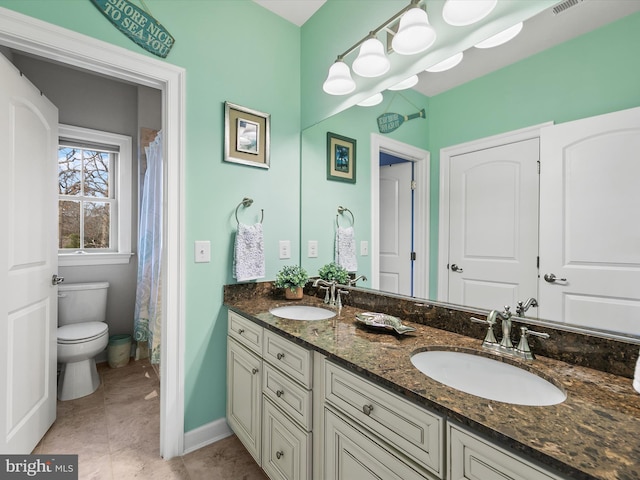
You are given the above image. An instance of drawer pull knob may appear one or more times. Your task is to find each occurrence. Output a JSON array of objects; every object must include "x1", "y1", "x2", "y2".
[
  {"x1": 238, "y1": 328, "x2": 245, "y2": 334},
  {"x1": 276, "y1": 352, "x2": 285, "y2": 360},
  {"x1": 276, "y1": 451, "x2": 284, "y2": 460},
  {"x1": 252, "y1": 368, "x2": 258, "y2": 375},
  {"x1": 276, "y1": 389, "x2": 284, "y2": 397},
  {"x1": 362, "y1": 404, "x2": 374, "y2": 416}
]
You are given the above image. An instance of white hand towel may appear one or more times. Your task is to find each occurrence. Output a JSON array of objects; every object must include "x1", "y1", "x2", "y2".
[
  {"x1": 335, "y1": 226, "x2": 358, "y2": 273},
  {"x1": 634, "y1": 349, "x2": 640, "y2": 394},
  {"x1": 233, "y1": 223, "x2": 265, "y2": 282}
]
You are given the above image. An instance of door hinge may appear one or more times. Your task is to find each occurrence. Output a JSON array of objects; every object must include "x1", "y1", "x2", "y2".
[
  {"x1": 411, "y1": 252, "x2": 416, "y2": 261},
  {"x1": 537, "y1": 160, "x2": 541, "y2": 174},
  {"x1": 410, "y1": 180, "x2": 417, "y2": 190},
  {"x1": 537, "y1": 256, "x2": 540, "y2": 268}
]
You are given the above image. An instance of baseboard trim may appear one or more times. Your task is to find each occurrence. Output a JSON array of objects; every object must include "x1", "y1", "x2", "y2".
[{"x1": 183, "y1": 418, "x2": 233, "y2": 455}]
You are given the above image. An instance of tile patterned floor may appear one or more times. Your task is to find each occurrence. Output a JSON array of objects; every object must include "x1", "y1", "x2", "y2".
[{"x1": 33, "y1": 359, "x2": 267, "y2": 480}]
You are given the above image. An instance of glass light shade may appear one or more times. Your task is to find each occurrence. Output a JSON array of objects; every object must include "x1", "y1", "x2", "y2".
[
  {"x1": 357, "y1": 93, "x2": 384, "y2": 107},
  {"x1": 391, "y1": 7, "x2": 436, "y2": 55},
  {"x1": 322, "y1": 60, "x2": 356, "y2": 95},
  {"x1": 352, "y1": 37, "x2": 390, "y2": 78},
  {"x1": 388, "y1": 75, "x2": 419, "y2": 91},
  {"x1": 474, "y1": 22, "x2": 523, "y2": 49},
  {"x1": 425, "y1": 52, "x2": 464, "y2": 72},
  {"x1": 442, "y1": 0, "x2": 497, "y2": 26}
]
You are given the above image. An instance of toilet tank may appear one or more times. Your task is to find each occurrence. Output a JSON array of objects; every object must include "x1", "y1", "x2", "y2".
[{"x1": 58, "y1": 282, "x2": 109, "y2": 326}]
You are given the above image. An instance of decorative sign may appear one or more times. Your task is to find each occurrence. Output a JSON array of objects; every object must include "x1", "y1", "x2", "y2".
[
  {"x1": 89, "y1": 0, "x2": 174, "y2": 58},
  {"x1": 377, "y1": 109, "x2": 425, "y2": 134}
]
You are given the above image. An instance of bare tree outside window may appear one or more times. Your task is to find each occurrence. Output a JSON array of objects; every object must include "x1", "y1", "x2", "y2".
[{"x1": 58, "y1": 146, "x2": 113, "y2": 250}]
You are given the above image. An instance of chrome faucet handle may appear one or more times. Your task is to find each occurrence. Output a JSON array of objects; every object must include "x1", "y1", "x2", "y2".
[
  {"x1": 470, "y1": 317, "x2": 498, "y2": 347},
  {"x1": 336, "y1": 289, "x2": 349, "y2": 311},
  {"x1": 515, "y1": 326, "x2": 549, "y2": 360}
]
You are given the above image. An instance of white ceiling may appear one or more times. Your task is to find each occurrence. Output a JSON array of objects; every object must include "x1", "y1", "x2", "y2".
[{"x1": 252, "y1": 0, "x2": 640, "y2": 97}]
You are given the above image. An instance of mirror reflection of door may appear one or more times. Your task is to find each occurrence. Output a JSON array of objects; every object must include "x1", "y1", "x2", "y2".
[
  {"x1": 379, "y1": 153, "x2": 414, "y2": 296},
  {"x1": 447, "y1": 139, "x2": 540, "y2": 311}
]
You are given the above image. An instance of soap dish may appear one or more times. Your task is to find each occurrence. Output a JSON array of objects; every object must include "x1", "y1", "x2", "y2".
[{"x1": 355, "y1": 312, "x2": 416, "y2": 335}]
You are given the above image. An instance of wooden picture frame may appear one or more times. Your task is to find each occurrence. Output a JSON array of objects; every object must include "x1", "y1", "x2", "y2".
[
  {"x1": 327, "y1": 132, "x2": 356, "y2": 183},
  {"x1": 224, "y1": 101, "x2": 270, "y2": 169}
]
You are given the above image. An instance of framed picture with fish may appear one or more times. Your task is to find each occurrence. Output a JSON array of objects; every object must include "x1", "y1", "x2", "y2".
[
  {"x1": 327, "y1": 132, "x2": 356, "y2": 183},
  {"x1": 224, "y1": 101, "x2": 270, "y2": 169}
]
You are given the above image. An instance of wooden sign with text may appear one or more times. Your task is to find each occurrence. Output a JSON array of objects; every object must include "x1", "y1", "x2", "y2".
[
  {"x1": 377, "y1": 109, "x2": 425, "y2": 134},
  {"x1": 89, "y1": 0, "x2": 174, "y2": 58}
]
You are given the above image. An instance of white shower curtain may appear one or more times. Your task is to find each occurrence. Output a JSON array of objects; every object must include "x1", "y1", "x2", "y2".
[{"x1": 134, "y1": 131, "x2": 163, "y2": 364}]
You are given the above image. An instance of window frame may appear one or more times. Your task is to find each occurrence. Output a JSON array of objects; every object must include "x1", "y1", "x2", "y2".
[{"x1": 58, "y1": 124, "x2": 132, "y2": 266}]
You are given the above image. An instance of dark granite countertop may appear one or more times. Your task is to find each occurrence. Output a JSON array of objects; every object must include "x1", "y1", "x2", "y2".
[{"x1": 224, "y1": 285, "x2": 640, "y2": 480}]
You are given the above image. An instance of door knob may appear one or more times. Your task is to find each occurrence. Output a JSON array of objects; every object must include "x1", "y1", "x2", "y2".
[
  {"x1": 51, "y1": 274, "x2": 64, "y2": 286},
  {"x1": 543, "y1": 273, "x2": 566, "y2": 283},
  {"x1": 450, "y1": 264, "x2": 463, "y2": 273}
]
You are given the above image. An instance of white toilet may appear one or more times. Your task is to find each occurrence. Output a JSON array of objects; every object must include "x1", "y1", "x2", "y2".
[{"x1": 57, "y1": 282, "x2": 110, "y2": 401}]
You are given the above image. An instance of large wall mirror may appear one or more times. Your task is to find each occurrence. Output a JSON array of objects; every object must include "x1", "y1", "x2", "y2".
[{"x1": 300, "y1": 1, "x2": 640, "y2": 342}]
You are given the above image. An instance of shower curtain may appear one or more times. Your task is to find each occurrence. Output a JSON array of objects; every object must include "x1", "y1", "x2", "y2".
[{"x1": 134, "y1": 131, "x2": 163, "y2": 364}]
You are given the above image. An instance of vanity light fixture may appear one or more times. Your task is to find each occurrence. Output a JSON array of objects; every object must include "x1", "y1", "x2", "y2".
[
  {"x1": 352, "y1": 34, "x2": 391, "y2": 78},
  {"x1": 474, "y1": 22, "x2": 524, "y2": 48},
  {"x1": 442, "y1": 0, "x2": 497, "y2": 26},
  {"x1": 322, "y1": 0, "x2": 434, "y2": 95},
  {"x1": 425, "y1": 52, "x2": 464, "y2": 72},
  {"x1": 322, "y1": 58, "x2": 356, "y2": 95},
  {"x1": 388, "y1": 74, "x2": 419, "y2": 91},
  {"x1": 357, "y1": 92, "x2": 384, "y2": 107}
]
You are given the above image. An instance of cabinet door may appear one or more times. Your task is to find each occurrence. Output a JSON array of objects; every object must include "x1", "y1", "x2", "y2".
[
  {"x1": 324, "y1": 408, "x2": 435, "y2": 480},
  {"x1": 227, "y1": 337, "x2": 262, "y2": 465}
]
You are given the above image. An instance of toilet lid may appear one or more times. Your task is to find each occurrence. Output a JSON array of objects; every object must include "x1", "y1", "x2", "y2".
[{"x1": 58, "y1": 322, "x2": 108, "y2": 343}]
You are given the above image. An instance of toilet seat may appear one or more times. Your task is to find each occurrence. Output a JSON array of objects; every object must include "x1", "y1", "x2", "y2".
[{"x1": 58, "y1": 321, "x2": 108, "y2": 344}]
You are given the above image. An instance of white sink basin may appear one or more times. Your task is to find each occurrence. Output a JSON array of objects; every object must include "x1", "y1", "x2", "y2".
[
  {"x1": 269, "y1": 305, "x2": 336, "y2": 321},
  {"x1": 410, "y1": 350, "x2": 566, "y2": 406}
]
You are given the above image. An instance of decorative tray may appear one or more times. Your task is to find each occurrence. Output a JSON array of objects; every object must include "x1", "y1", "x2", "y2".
[{"x1": 355, "y1": 312, "x2": 416, "y2": 335}]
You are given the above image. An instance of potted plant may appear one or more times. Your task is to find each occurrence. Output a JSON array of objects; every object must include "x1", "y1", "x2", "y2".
[
  {"x1": 275, "y1": 265, "x2": 309, "y2": 300},
  {"x1": 318, "y1": 262, "x2": 350, "y2": 284}
]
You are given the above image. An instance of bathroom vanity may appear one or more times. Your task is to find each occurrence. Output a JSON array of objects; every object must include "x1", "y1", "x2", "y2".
[{"x1": 224, "y1": 283, "x2": 640, "y2": 480}]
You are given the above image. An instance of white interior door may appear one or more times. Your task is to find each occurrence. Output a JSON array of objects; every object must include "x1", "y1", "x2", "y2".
[
  {"x1": 539, "y1": 107, "x2": 640, "y2": 335},
  {"x1": 379, "y1": 161, "x2": 413, "y2": 296},
  {"x1": 0, "y1": 53, "x2": 58, "y2": 453},
  {"x1": 448, "y1": 138, "x2": 539, "y2": 311}
]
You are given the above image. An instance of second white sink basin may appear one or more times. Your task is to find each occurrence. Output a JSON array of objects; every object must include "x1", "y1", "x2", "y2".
[
  {"x1": 269, "y1": 305, "x2": 336, "y2": 321},
  {"x1": 410, "y1": 350, "x2": 566, "y2": 406}
]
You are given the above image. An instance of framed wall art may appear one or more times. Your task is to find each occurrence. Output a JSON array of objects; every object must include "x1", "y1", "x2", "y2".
[
  {"x1": 327, "y1": 132, "x2": 356, "y2": 183},
  {"x1": 224, "y1": 101, "x2": 270, "y2": 169}
]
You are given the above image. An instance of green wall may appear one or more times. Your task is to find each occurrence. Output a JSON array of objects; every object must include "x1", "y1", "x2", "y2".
[
  {"x1": 427, "y1": 11, "x2": 640, "y2": 297},
  {"x1": 0, "y1": 0, "x2": 301, "y2": 431}
]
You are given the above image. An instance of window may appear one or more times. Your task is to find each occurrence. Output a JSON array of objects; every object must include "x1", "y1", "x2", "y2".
[{"x1": 58, "y1": 125, "x2": 132, "y2": 266}]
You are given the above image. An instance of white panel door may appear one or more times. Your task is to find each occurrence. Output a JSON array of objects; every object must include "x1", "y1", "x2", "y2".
[
  {"x1": 0, "y1": 53, "x2": 58, "y2": 453},
  {"x1": 379, "y1": 162, "x2": 412, "y2": 296},
  {"x1": 539, "y1": 106, "x2": 640, "y2": 335},
  {"x1": 448, "y1": 139, "x2": 539, "y2": 311}
]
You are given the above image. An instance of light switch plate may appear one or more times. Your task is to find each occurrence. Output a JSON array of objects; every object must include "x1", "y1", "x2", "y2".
[
  {"x1": 360, "y1": 240, "x2": 369, "y2": 256},
  {"x1": 279, "y1": 240, "x2": 291, "y2": 259},
  {"x1": 194, "y1": 240, "x2": 211, "y2": 263},
  {"x1": 308, "y1": 240, "x2": 318, "y2": 258}
]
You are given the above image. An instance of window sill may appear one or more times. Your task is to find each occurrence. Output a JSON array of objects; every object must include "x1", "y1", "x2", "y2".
[{"x1": 58, "y1": 252, "x2": 134, "y2": 267}]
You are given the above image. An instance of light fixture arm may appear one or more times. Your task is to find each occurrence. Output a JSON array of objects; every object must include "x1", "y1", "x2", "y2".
[{"x1": 333, "y1": 0, "x2": 423, "y2": 62}]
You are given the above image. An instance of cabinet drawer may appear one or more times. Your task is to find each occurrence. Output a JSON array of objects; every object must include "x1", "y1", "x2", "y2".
[
  {"x1": 324, "y1": 360, "x2": 444, "y2": 478},
  {"x1": 228, "y1": 310, "x2": 263, "y2": 354},
  {"x1": 263, "y1": 397, "x2": 311, "y2": 480},
  {"x1": 263, "y1": 330, "x2": 312, "y2": 388},
  {"x1": 324, "y1": 407, "x2": 436, "y2": 480},
  {"x1": 263, "y1": 363, "x2": 312, "y2": 431},
  {"x1": 448, "y1": 423, "x2": 563, "y2": 480}
]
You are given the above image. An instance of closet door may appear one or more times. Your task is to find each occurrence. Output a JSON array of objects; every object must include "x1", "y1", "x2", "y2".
[{"x1": 539, "y1": 106, "x2": 640, "y2": 335}]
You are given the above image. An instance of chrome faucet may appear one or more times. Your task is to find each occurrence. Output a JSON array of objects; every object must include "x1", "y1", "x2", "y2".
[
  {"x1": 348, "y1": 275, "x2": 367, "y2": 286},
  {"x1": 313, "y1": 278, "x2": 337, "y2": 307},
  {"x1": 516, "y1": 297, "x2": 538, "y2": 316}
]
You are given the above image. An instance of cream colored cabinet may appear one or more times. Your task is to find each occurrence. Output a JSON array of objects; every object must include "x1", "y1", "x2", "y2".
[
  {"x1": 227, "y1": 337, "x2": 262, "y2": 464},
  {"x1": 448, "y1": 423, "x2": 564, "y2": 480}
]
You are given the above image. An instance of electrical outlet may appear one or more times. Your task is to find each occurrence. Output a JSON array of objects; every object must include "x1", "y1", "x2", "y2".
[
  {"x1": 308, "y1": 240, "x2": 318, "y2": 258},
  {"x1": 279, "y1": 240, "x2": 291, "y2": 259},
  {"x1": 194, "y1": 240, "x2": 211, "y2": 263},
  {"x1": 360, "y1": 240, "x2": 369, "y2": 256}
]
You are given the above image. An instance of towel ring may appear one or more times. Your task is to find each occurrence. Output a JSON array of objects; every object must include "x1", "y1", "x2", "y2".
[
  {"x1": 336, "y1": 206, "x2": 354, "y2": 228},
  {"x1": 235, "y1": 197, "x2": 264, "y2": 225}
]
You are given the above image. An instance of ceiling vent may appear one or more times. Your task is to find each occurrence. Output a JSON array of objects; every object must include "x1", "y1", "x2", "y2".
[{"x1": 552, "y1": 0, "x2": 584, "y2": 15}]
